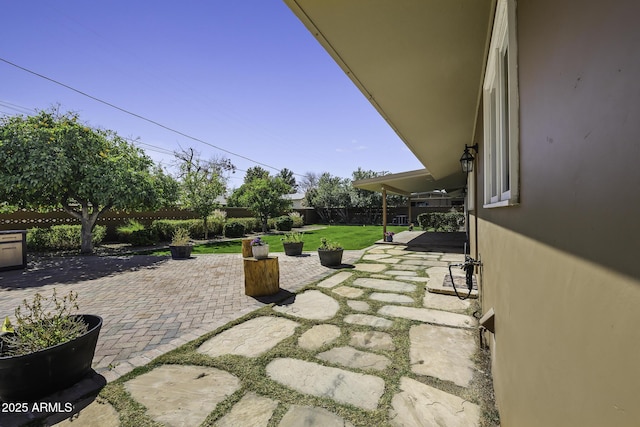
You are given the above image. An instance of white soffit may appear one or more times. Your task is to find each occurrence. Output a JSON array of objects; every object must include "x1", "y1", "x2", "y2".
[
  {"x1": 352, "y1": 168, "x2": 466, "y2": 195},
  {"x1": 284, "y1": 0, "x2": 494, "y2": 180}
]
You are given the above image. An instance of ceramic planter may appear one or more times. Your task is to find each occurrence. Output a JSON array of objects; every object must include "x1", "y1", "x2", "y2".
[
  {"x1": 252, "y1": 244, "x2": 270, "y2": 259},
  {"x1": 170, "y1": 245, "x2": 192, "y2": 259},
  {"x1": 318, "y1": 249, "x2": 344, "y2": 267},
  {"x1": 0, "y1": 314, "x2": 102, "y2": 402},
  {"x1": 283, "y1": 242, "x2": 304, "y2": 256}
]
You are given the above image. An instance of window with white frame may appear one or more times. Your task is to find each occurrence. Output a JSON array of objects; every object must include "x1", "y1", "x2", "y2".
[{"x1": 483, "y1": 0, "x2": 519, "y2": 207}]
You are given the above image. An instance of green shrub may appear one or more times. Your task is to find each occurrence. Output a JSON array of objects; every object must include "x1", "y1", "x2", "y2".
[
  {"x1": 26, "y1": 225, "x2": 106, "y2": 251},
  {"x1": 224, "y1": 220, "x2": 246, "y2": 238},
  {"x1": 289, "y1": 212, "x2": 304, "y2": 228},
  {"x1": 151, "y1": 219, "x2": 215, "y2": 241},
  {"x1": 116, "y1": 220, "x2": 156, "y2": 245},
  {"x1": 416, "y1": 212, "x2": 465, "y2": 232},
  {"x1": 231, "y1": 217, "x2": 261, "y2": 233},
  {"x1": 208, "y1": 210, "x2": 227, "y2": 236},
  {"x1": 275, "y1": 215, "x2": 294, "y2": 231}
]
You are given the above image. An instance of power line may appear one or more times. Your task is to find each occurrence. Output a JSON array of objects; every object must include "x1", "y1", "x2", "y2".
[{"x1": 0, "y1": 57, "x2": 302, "y2": 175}]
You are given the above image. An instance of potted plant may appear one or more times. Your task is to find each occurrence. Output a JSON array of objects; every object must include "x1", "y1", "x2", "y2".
[
  {"x1": 281, "y1": 231, "x2": 304, "y2": 256},
  {"x1": 0, "y1": 289, "x2": 102, "y2": 401},
  {"x1": 384, "y1": 231, "x2": 395, "y2": 242},
  {"x1": 169, "y1": 227, "x2": 192, "y2": 259},
  {"x1": 251, "y1": 237, "x2": 269, "y2": 259},
  {"x1": 317, "y1": 237, "x2": 343, "y2": 267}
]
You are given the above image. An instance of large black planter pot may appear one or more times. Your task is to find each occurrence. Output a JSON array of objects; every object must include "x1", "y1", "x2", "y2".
[
  {"x1": 0, "y1": 314, "x2": 102, "y2": 402},
  {"x1": 170, "y1": 245, "x2": 192, "y2": 259},
  {"x1": 283, "y1": 242, "x2": 304, "y2": 256},
  {"x1": 318, "y1": 249, "x2": 344, "y2": 267}
]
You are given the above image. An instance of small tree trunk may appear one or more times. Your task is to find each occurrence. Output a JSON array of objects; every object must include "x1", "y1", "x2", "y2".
[
  {"x1": 80, "y1": 217, "x2": 94, "y2": 254},
  {"x1": 261, "y1": 216, "x2": 268, "y2": 233},
  {"x1": 203, "y1": 216, "x2": 209, "y2": 240}
]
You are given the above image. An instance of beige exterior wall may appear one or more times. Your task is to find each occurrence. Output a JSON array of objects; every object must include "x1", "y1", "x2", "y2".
[
  {"x1": 473, "y1": 0, "x2": 640, "y2": 425},
  {"x1": 475, "y1": 217, "x2": 640, "y2": 426}
]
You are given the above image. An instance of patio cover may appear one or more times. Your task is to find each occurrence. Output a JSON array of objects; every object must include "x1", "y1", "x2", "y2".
[{"x1": 352, "y1": 168, "x2": 466, "y2": 196}]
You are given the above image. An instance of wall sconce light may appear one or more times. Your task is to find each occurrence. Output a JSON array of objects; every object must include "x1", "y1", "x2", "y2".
[{"x1": 460, "y1": 144, "x2": 478, "y2": 173}]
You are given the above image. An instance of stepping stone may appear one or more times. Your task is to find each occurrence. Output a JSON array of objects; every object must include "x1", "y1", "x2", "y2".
[
  {"x1": 344, "y1": 314, "x2": 393, "y2": 329},
  {"x1": 352, "y1": 278, "x2": 416, "y2": 293},
  {"x1": 316, "y1": 346, "x2": 391, "y2": 371},
  {"x1": 266, "y1": 358, "x2": 385, "y2": 410},
  {"x1": 390, "y1": 377, "x2": 480, "y2": 426},
  {"x1": 371, "y1": 274, "x2": 391, "y2": 279},
  {"x1": 402, "y1": 253, "x2": 441, "y2": 260},
  {"x1": 399, "y1": 276, "x2": 429, "y2": 283},
  {"x1": 425, "y1": 267, "x2": 478, "y2": 298},
  {"x1": 386, "y1": 270, "x2": 419, "y2": 276},
  {"x1": 216, "y1": 392, "x2": 278, "y2": 427},
  {"x1": 278, "y1": 405, "x2": 355, "y2": 427},
  {"x1": 378, "y1": 306, "x2": 476, "y2": 329},
  {"x1": 441, "y1": 254, "x2": 465, "y2": 262},
  {"x1": 369, "y1": 292, "x2": 414, "y2": 304},
  {"x1": 410, "y1": 325, "x2": 476, "y2": 387},
  {"x1": 332, "y1": 286, "x2": 364, "y2": 298},
  {"x1": 389, "y1": 264, "x2": 422, "y2": 271},
  {"x1": 198, "y1": 316, "x2": 299, "y2": 358},
  {"x1": 273, "y1": 290, "x2": 340, "y2": 320},
  {"x1": 56, "y1": 399, "x2": 119, "y2": 427},
  {"x1": 347, "y1": 300, "x2": 370, "y2": 312},
  {"x1": 385, "y1": 249, "x2": 409, "y2": 256},
  {"x1": 402, "y1": 259, "x2": 450, "y2": 267},
  {"x1": 298, "y1": 324, "x2": 341, "y2": 350},
  {"x1": 371, "y1": 257, "x2": 401, "y2": 264},
  {"x1": 354, "y1": 263, "x2": 388, "y2": 273},
  {"x1": 350, "y1": 331, "x2": 396, "y2": 351},
  {"x1": 423, "y1": 291, "x2": 471, "y2": 312},
  {"x1": 317, "y1": 272, "x2": 353, "y2": 288},
  {"x1": 125, "y1": 365, "x2": 240, "y2": 427},
  {"x1": 363, "y1": 253, "x2": 392, "y2": 260}
]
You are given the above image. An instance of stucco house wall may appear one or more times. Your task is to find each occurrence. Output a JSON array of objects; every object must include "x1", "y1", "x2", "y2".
[{"x1": 472, "y1": 1, "x2": 640, "y2": 425}]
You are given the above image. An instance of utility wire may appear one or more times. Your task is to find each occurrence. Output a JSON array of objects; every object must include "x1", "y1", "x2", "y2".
[{"x1": 0, "y1": 57, "x2": 296, "y2": 174}]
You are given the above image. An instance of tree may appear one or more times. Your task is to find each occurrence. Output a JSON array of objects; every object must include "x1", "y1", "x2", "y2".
[
  {"x1": 304, "y1": 172, "x2": 352, "y2": 223},
  {"x1": 299, "y1": 171, "x2": 319, "y2": 194},
  {"x1": 236, "y1": 176, "x2": 292, "y2": 232},
  {"x1": 244, "y1": 166, "x2": 270, "y2": 184},
  {"x1": 0, "y1": 109, "x2": 178, "y2": 253},
  {"x1": 276, "y1": 168, "x2": 297, "y2": 193},
  {"x1": 351, "y1": 168, "x2": 383, "y2": 223},
  {"x1": 174, "y1": 148, "x2": 234, "y2": 239}
]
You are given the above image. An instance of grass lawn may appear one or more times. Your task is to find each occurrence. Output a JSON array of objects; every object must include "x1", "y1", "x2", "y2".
[{"x1": 151, "y1": 225, "x2": 409, "y2": 255}]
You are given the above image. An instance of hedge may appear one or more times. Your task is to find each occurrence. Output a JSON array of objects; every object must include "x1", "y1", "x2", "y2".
[
  {"x1": 416, "y1": 212, "x2": 465, "y2": 232},
  {"x1": 27, "y1": 225, "x2": 107, "y2": 251}
]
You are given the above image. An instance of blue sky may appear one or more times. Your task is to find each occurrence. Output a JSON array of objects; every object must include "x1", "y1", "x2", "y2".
[{"x1": 1, "y1": 1, "x2": 423, "y2": 189}]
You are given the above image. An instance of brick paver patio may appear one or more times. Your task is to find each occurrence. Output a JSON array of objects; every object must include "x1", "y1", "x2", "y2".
[{"x1": 0, "y1": 250, "x2": 363, "y2": 382}]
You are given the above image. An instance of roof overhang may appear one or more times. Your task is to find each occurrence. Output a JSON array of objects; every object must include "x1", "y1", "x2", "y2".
[
  {"x1": 284, "y1": 0, "x2": 494, "y2": 189},
  {"x1": 352, "y1": 168, "x2": 466, "y2": 196}
]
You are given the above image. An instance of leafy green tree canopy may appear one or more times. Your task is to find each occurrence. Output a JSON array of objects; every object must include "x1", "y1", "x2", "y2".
[
  {"x1": 175, "y1": 147, "x2": 234, "y2": 239},
  {"x1": 0, "y1": 108, "x2": 178, "y2": 253},
  {"x1": 238, "y1": 176, "x2": 292, "y2": 232}
]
